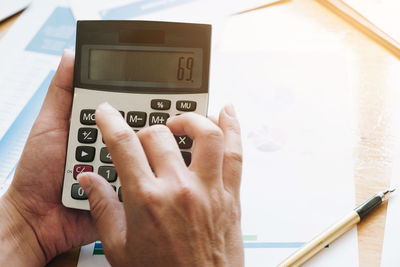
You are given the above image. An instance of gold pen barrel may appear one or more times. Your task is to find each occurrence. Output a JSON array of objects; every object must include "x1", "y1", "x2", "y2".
[{"x1": 277, "y1": 211, "x2": 360, "y2": 267}]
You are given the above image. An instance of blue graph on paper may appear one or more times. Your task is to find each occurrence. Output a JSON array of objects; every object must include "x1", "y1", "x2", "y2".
[
  {"x1": 100, "y1": 0, "x2": 197, "y2": 20},
  {"x1": 0, "y1": 71, "x2": 55, "y2": 194},
  {"x1": 25, "y1": 7, "x2": 75, "y2": 56}
]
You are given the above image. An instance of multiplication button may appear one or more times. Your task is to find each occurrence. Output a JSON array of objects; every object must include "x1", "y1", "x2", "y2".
[
  {"x1": 78, "y1": 128, "x2": 98, "y2": 143},
  {"x1": 175, "y1": 135, "x2": 193, "y2": 149},
  {"x1": 76, "y1": 146, "x2": 95, "y2": 162},
  {"x1": 149, "y1": 112, "x2": 169, "y2": 125},
  {"x1": 181, "y1": 151, "x2": 191, "y2": 166}
]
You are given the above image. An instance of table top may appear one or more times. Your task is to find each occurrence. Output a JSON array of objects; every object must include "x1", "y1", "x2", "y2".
[{"x1": 1, "y1": 1, "x2": 399, "y2": 266}]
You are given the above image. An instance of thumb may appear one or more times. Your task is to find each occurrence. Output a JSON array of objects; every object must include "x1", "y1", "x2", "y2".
[{"x1": 78, "y1": 172, "x2": 125, "y2": 249}]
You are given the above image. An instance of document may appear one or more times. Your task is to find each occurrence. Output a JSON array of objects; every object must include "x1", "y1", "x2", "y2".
[{"x1": 0, "y1": 0, "x2": 75, "y2": 195}]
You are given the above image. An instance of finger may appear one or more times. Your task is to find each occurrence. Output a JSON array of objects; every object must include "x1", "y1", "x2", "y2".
[
  {"x1": 136, "y1": 125, "x2": 186, "y2": 178},
  {"x1": 95, "y1": 102, "x2": 154, "y2": 196},
  {"x1": 38, "y1": 50, "x2": 75, "y2": 124},
  {"x1": 78, "y1": 172, "x2": 125, "y2": 251},
  {"x1": 218, "y1": 105, "x2": 242, "y2": 196},
  {"x1": 166, "y1": 113, "x2": 224, "y2": 178},
  {"x1": 208, "y1": 115, "x2": 219, "y2": 126}
]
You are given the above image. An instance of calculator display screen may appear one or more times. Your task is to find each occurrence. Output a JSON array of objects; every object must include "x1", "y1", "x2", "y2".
[{"x1": 83, "y1": 46, "x2": 203, "y2": 89}]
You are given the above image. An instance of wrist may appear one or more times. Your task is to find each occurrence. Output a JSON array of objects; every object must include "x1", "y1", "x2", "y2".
[{"x1": 0, "y1": 193, "x2": 46, "y2": 267}]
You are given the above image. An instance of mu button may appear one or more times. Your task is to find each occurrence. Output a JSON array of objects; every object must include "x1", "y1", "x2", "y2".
[{"x1": 76, "y1": 146, "x2": 95, "y2": 162}]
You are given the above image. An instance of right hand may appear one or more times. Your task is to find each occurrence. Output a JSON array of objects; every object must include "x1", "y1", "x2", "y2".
[{"x1": 78, "y1": 102, "x2": 244, "y2": 267}]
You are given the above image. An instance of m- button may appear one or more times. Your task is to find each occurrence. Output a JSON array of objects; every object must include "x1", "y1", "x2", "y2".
[
  {"x1": 127, "y1": 111, "x2": 147, "y2": 127},
  {"x1": 176, "y1": 101, "x2": 196, "y2": 112},
  {"x1": 80, "y1": 109, "x2": 96, "y2": 125}
]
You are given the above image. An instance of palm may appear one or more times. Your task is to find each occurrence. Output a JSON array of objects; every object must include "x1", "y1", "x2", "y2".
[{"x1": 6, "y1": 53, "x2": 97, "y2": 262}]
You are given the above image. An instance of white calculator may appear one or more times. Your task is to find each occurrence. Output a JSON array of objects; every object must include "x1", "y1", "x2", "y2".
[{"x1": 62, "y1": 21, "x2": 211, "y2": 210}]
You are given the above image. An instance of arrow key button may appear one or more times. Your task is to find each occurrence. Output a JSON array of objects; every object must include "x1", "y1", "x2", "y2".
[{"x1": 76, "y1": 146, "x2": 96, "y2": 162}]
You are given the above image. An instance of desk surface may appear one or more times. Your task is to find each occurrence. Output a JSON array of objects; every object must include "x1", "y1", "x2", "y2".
[{"x1": 1, "y1": 1, "x2": 398, "y2": 266}]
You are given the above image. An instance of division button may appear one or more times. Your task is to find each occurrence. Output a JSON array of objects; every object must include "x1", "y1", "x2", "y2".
[
  {"x1": 100, "y1": 147, "x2": 113, "y2": 163},
  {"x1": 80, "y1": 109, "x2": 96, "y2": 125},
  {"x1": 176, "y1": 101, "x2": 196, "y2": 112},
  {"x1": 71, "y1": 183, "x2": 88, "y2": 200},
  {"x1": 78, "y1": 127, "x2": 98, "y2": 144},
  {"x1": 175, "y1": 135, "x2": 193, "y2": 149},
  {"x1": 73, "y1": 165, "x2": 93, "y2": 179},
  {"x1": 181, "y1": 151, "x2": 192, "y2": 166},
  {"x1": 127, "y1": 111, "x2": 147, "y2": 127},
  {"x1": 98, "y1": 166, "x2": 117, "y2": 182},
  {"x1": 151, "y1": 99, "x2": 171, "y2": 110},
  {"x1": 75, "y1": 146, "x2": 95, "y2": 162},
  {"x1": 149, "y1": 112, "x2": 170, "y2": 126}
]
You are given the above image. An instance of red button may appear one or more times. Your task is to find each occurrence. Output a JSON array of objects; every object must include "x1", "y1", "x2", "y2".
[{"x1": 73, "y1": 165, "x2": 93, "y2": 179}]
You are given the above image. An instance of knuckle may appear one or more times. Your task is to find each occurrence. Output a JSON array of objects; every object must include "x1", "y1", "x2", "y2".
[
  {"x1": 109, "y1": 127, "x2": 134, "y2": 145},
  {"x1": 225, "y1": 149, "x2": 243, "y2": 165},
  {"x1": 201, "y1": 127, "x2": 224, "y2": 141},
  {"x1": 140, "y1": 124, "x2": 171, "y2": 140}
]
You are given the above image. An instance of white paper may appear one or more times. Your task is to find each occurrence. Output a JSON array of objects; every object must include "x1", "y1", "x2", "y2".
[
  {"x1": 78, "y1": 51, "x2": 358, "y2": 266},
  {"x1": 0, "y1": 0, "x2": 75, "y2": 195}
]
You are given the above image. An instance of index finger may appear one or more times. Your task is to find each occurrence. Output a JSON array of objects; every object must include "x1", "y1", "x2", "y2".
[{"x1": 95, "y1": 102, "x2": 154, "y2": 198}]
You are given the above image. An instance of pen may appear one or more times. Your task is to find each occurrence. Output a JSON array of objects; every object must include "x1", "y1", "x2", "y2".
[{"x1": 278, "y1": 189, "x2": 396, "y2": 267}]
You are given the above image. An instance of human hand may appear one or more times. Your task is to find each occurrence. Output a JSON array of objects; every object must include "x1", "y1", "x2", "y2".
[
  {"x1": 78, "y1": 103, "x2": 244, "y2": 266},
  {"x1": 0, "y1": 52, "x2": 97, "y2": 266}
]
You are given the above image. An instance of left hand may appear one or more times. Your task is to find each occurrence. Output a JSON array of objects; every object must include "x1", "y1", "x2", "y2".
[{"x1": 0, "y1": 51, "x2": 97, "y2": 266}]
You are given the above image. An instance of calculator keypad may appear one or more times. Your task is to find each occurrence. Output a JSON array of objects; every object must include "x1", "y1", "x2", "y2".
[{"x1": 64, "y1": 93, "x2": 206, "y2": 210}]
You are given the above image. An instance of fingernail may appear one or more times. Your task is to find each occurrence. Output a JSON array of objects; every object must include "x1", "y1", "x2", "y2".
[
  {"x1": 224, "y1": 104, "x2": 237, "y2": 118},
  {"x1": 166, "y1": 115, "x2": 176, "y2": 124},
  {"x1": 97, "y1": 102, "x2": 114, "y2": 112}
]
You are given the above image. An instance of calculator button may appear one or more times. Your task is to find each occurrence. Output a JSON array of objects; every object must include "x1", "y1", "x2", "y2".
[
  {"x1": 78, "y1": 128, "x2": 98, "y2": 144},
  {"x1": 80, "y1": 109, "x2": 96, "y2": 125},
  {"x1": 73, "y1": 165, "x2": 93, "y2": 179},
  {"x1": 76, "y1": 146, "x2": 96, "y2": 162},
  {"x1": 181, "y1": 151, "x2": 192, "y2": 166},
  {"x1": 175, "y1": 135, "x2": 193, "y2": 149},
  {"x1": 118, "y1": 187, "x2": 122, "y2": 202},
  {"x1": 127, "y1": 112, "x2": 147, "y2": 127},
  {"x1": 100, "y1": 147, "x2": 113, "y2": 163},
  {"x1": 176, "y1": 101, "x2": 196, "y2": 112},
  {"x1": 71, "y1": 183, "x2": 88, "y2": 200},
  {"x1": 98, "y1": 166, "x2": 117, "y2": 182},
  {"x1": 151, "y1": 99, "x2": 171, "y2": 110},
  {"x1": 119, "y1": 111, "x2": 125, "y2": 118},
  {"x1": 149, "y1": 112, "x2": 170, "y2": 126}
]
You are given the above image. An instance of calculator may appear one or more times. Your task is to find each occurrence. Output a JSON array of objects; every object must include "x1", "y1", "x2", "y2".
[{"x1": 62, "y1": 21, "x2": 211, "y2": 210}]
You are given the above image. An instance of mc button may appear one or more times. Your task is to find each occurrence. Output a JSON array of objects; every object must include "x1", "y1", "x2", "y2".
[{"x1": 80, "y1": 109, "x2": 96, "y2": 125}]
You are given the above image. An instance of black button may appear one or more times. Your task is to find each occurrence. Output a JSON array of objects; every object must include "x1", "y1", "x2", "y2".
[
  {"x1": 119, "y1": 111, "x2": 125, "y2": 118},
  {"x1": 175, "y1": 135, "x2": 193, "y2": 149},
  {"x1": 118, "y1": 187, "x2": 122, "y2": 202},
  {"x1": 149, "y1": 112, "x2": 170, "y2": 126},
  {"x1": 151, "y1": 99, "x2": 171, "y2": 110},
  {"x1": 181, "y1": 151, "x2": 192, "y2": 166},
  {"x1": 98, "y1": 166, "x2": 117, "y2": 182},
  {"x1": 176, "y1": 101, "x2": 196, "y2": 112},
  {"x1": 71, "y1": 183, "x2": 88, "y2": 200},
  {"x1": 78, "y1": 128, "x2": 98, "y2": 144},
  {"x1": 80, "y1": 109, "x2": 96, "y2": 125},
  {"x1": 127, "y1": 111, "x2": 147, "y2": 127},
  {"x1": 76, "y1": 146, "x2": 95, "y2": 162},
  {"x1": 100, "y1": 147, "x2": 112, "y2": 163}
]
